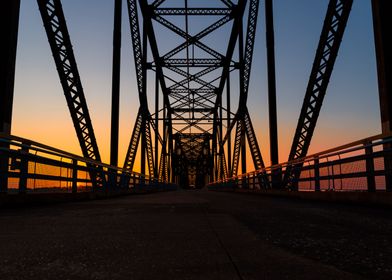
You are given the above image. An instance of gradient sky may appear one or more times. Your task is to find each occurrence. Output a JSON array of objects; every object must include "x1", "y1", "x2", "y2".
[{"x1": 13, "y1": 0, "x2": 380, "y2": 170}]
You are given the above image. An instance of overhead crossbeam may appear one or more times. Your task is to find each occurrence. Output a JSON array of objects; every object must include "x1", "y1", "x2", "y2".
[
  {"x1": 154, "y1": 8, "x2": 232, "y2": 16},
  {"x1": 284, "y1": 0, "x2": 353, "y2": 189},
  {"x1": 155, "y1": 15, "x2": 227, "y2": 60},
  {"x1": 161, "y1": 59, "x2": 225, "y2": 68},
  {"x1": 124, "y1": 0, "x2": 265, "y2": 186}
]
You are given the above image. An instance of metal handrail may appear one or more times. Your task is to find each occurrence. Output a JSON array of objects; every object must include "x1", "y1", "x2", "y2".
[
  {"x1": 209, "y1": 133, "x2": 392, "y2": 191},
  {"x1": 0, "y1": 133, "x2": 146, "y2": 179},
  {"x1": 0, "y1": 134, "x2": 174, "y2": 193}
]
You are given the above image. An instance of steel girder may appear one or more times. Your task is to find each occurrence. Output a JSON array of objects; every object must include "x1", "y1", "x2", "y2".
[
  {"x1": 37, "y1": 0, "x2": 105, "y2": 188},
  {"x1": 284, "y1": 0, "x2": 353, "y2": 190},
  {"x1": 123, "y1": 109, "x2": 143, "y2": 172},
  {"x1": 154, "y1": 8, "x2": 232, "y2": 16},
  {"x1": 223, "y1": 0, "x2": 266, "y2": 186},
  {"x1": 123, "y1": 0, "x2": 156, "y2": 177},
  {"x1": 123, "y1": 0, "x2": 265, "y2": 186},
  {"x1": 137, "y1": 0, "x2": 175, "y2": 181},
  {"x1": 211, "y1": 0, "x2": 247, "y2": 181}
]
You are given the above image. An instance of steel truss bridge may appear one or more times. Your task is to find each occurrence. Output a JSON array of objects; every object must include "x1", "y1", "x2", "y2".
[{"x1": 1, "y1": 0, "x2": 391, "y2": 193}]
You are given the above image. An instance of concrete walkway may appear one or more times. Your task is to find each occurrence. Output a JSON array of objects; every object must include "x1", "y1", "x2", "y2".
[{"x1": 1, "y1": 190, "x2": 391, "y2": 279}]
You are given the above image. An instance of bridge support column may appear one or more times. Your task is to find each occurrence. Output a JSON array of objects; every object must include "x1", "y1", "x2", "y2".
[
  {"x1": 265, "y1": 0, "x2": 280, "y2": 189},
  {"x1": 0, "y1": 0, "x2": 20, "y2": 193},
  {"x1": 110, "y1": 0, "x2": 122, "y2": 168},
  {"x1": 372, "y1": 0, "x2": 392, "y2": 191}
]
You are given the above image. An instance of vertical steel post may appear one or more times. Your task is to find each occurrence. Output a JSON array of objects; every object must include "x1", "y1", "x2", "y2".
[
  {"x1": 241, "y1": 122, "x2": 247, "y2": 175},
  {"x1": 219, "y1": 91, "x2": 223, "y2": 179},
  {"x1": 110, "y1": 0, "x2": 122, "y2": 168},
  {"x1": 227, "y1": 74, "x2": 232, "y2": 173},
  {"x1": 365, "y1": 142, "x2": 376, "y2": 192},
  {"x1": 372, "y1": 0, "x2": 392, "y2": 191},
  {"x1": 314, "y1": 157, "x2": 320, "y2": 191},
  {"x1": 0, "y1": 0, "x2": 20, "y2": 135},
  {"x1": 265, "y1": 0, "x2": 280, "y2": 189},
  {"x1": 0, "y1": 0, "x2": 20, "y2": 193},
  {"x1": 162, "y1": 102, "x2": 167, "y2": 181},
  {"x1": 155, "y1": 73, "x2": 159, "y2": 177},
  {"x1": 265, "y1": 0, "x2": 279, "y2": 166},
  {"x1": 140, "y1": 22, "x2": 148, "y2": 177},
  {"x1": 141, "y1": 120, "x2": 146, "y2": 176},
  {"x1": 238, "y1": 21, "x2": 247, "y2": 175},
  {"x1": 72, "y1": 159, "x2": 78, "y2": 194},
  {"x1": 19, "y1": 144, "x2": 30, "y2": 193},
  {"x1": 0, "y1": 149, "x2": 8, "y2": 193},
  {"x1": 168, "y1": 127, "x2": 173, "y2": 182}
]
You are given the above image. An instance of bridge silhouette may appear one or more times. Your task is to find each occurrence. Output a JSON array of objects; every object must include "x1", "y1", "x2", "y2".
[
  {"x1": 1, "y1": 0, "x2": 392, "y2": 279},
  {"x1": 2, "y1": 0, "x2": 391, "y2": 192}
]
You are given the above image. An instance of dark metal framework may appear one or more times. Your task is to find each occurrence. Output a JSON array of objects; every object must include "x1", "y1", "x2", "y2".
[
  {"x1": 0, "y1": 0, "x2": 21, "y2": 192},
  {"x1": 209, "y1": 134, "x2": 392, "y2": 193},
  {"x1": 110, "y1": 0, "x2": 122, "y2": 167},
  {"x1": 265, "y1": 0, "x2": 280, "y2": 188},
  {"x1": 3, "y1": 0, "x2": 385, "y2": 191},
  {"x1": 122, "y1": 0, "x2": 266, "y2": 187},
  {"x1": 372, "y1": 0, "x2": 392, "y2": 191},
  {"x1": 37, "y1": 0, "x2": 105, "y2": 187},
  {"x1": 283, "y1": 0, "x2": 353, "y2": 190}
]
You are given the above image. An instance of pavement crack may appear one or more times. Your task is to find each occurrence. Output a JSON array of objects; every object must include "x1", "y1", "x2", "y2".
[{"x1": 201, "y1": 206, "x2": 244, "y2": 280}]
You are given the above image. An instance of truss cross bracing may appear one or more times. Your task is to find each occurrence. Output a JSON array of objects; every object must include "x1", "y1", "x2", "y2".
[
  {"x1": 121, "y1": 0, "x2": 266, "y2": 188},
  {"x1": 31, "y1": 0, "x2": 360, "y2": 190}
]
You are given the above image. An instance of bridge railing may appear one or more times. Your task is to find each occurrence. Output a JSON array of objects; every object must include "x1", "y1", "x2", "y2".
[
  {"x1": 208, "y1": 134, "x2": 392, "y2": 192},
  {"x1": 0, "y1": 134, "x2": 175, "y2": 194}
]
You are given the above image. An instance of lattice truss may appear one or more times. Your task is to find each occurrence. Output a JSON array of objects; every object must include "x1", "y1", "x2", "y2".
[
  {"x1": 284, "y1": 0, "x2": 353, "y2": 190},
  {"x1": 37, "y1": 0, "x2": 107, "y2": 188},
  {"x1": 35, "y1": 0, "x2": 354, "y2": 189},
  {"x1": 122, "y1": 0, "x2": 266, "y2": 185},
  {"x1": 35, "y1": 0, "x2": 265, "y2": 186}
]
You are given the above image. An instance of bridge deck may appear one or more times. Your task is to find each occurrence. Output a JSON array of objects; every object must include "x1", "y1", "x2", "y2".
[{"x1": 0, "y1": 190, "x2": 391, "y2": 279}]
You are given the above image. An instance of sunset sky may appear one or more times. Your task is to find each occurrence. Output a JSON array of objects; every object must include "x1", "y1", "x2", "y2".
[{"x1": 12, "y1": 0, "x2": 380, "y2": 170}]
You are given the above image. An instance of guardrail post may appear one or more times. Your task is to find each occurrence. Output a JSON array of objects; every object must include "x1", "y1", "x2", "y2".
[
  {"x1": 314, "y1": 157, "x2": 320, "y2": 191},
  {"x1": 271, "y1": 166, "x2": 282, "y2": 189},
  {"x1": 18, "y1": 145, "x2": 29, "y2": 193},
  {"x1": 0, "y1": 149, "x2": 9, "y2": 193},
  {"x1": 120, "y1": 173, "x2": 130, "y2": 189},
  {"x1": 108, "y1": 168, "x2": 117, "y2": 190},
  {"x1": 291, "y1": 165, "x2": 299, "y2": 191},
  {"x1": 140, "y1": 174, "x2": 145, "y2": 189},
  {"x1": 131, "y1": 175, "x2": 135, "y2": 189},
  {"x1": 0, "y1": 152, "x2": 9, "y2": 193},
  {"x1": 365, "y1": 142, "x2": 376, "y2": 192},
  {"x1": 72, "y1": 159, "x2": 78, "y2": 194}
]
